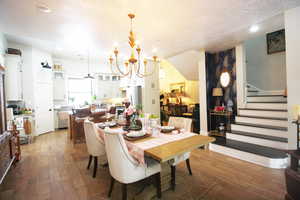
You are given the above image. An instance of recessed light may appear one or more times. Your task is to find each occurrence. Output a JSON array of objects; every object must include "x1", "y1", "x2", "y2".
[
  {"x1": 37, "y1": 4, "x2": 51, "y2": 13},
  {"x1": 250, "y1": 25, "x2": 259, "y2": 33}
]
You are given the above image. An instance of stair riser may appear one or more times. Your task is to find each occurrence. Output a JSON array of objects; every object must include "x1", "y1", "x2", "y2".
[
  {"x1": 246, "y1": 103, "x2": 287, "y2": 110},
  {"x1": 209, "y1": 143, "x2": 288, "y2": 169},
  {"x1": 238, "y1": 110, "x2": 287, "y2": 119},
  {"x1": 231, "y1": 124, "x2": 287, "y2": 138},
  {"x1": 247, "y1": 96, "x2": 286, "y2": 102},
  {"x1": 226, "y1": 133, "x2": 288, "y2": 149},
  {"x1": 235, "y1": 117, "x2": 287, "y2": 128}
]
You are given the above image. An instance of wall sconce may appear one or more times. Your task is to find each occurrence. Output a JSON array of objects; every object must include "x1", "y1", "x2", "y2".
[{"x1": 220, "y1": 69, "x2": 231, "y2": 88}]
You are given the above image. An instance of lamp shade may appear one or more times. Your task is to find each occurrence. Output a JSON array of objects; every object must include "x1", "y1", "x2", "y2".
[
  {"x1": 292, "y1": 105, "x2": 300, "y2": 120},
  {"x1": 6, "y1": 108, "x2": 14, "y2": 121},
  {"x1": 212, "y1": 88, "x2": 223, "y2": 97}
]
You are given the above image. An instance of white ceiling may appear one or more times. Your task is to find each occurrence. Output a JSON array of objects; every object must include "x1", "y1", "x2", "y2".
[{"x1": 0, "y1": 0, "x2": 300, "y2": 61}]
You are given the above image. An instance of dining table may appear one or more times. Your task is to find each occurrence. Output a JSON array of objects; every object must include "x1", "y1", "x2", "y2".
[{"x1": 96, "y1": 121, "x2": 215, "y2": 193}]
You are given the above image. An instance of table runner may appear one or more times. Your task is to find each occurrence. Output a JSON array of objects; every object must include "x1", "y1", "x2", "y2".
[
  {"x1": 96, "y1": 125, "x2": 196, "y2": 165},
  {"x1": 127, "y1": 131, "x2": 196, "y2": 165}
]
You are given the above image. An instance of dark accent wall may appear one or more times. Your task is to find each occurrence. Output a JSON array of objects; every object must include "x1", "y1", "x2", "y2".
[{"x1": 206, "y1": 48, "x2": 237, "y2": 131}]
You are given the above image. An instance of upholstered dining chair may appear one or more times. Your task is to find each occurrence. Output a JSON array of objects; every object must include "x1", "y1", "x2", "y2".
[
  {"x1": 168, "y1": 116, "x2": 193, "y2": 190},
  {"x1": 83, "y1": 120, "x2": 107, "y2": 178},
  {"x1": 104, "y1": 128, "x2": 162, "y2": 200}
]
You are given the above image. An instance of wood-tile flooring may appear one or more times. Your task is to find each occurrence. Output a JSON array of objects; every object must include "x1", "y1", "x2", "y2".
[{"x1": 0, "y1": 130, "x2": 286, "y2": 200}]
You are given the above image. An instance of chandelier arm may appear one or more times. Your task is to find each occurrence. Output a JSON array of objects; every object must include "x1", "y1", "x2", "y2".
[
  {"x1": 136, "y1": 54, "x2": 141, "y2": 75},
  {"x1": 115, "y1": 56, "x2": 131, "y2": 77},
  {"x1": 110, "y1": 63, "x2": 120, "y2": 75},
  {"x1": 135, "y1": 62, "x2": 144, "y2": 78},
  {"x1": 137, "y1": 61, "x2": 158, "y2": 77}
]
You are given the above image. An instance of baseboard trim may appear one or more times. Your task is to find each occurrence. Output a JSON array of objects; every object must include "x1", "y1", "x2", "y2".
[{"x1": 209, "y1": 143, "x2": 288, "y2": 169}]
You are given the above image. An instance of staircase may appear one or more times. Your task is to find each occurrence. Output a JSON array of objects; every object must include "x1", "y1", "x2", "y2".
[{"x1": 210, "y1": 88, "x2": 289, "y2": 169}]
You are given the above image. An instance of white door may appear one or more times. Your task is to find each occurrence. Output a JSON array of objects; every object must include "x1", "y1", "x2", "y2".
[{"x1": 35, "y1": 83, "x2": 54, "y2": 135}]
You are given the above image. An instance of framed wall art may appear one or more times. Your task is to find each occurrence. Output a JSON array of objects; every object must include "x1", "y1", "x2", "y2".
[{"x1": 267, "y1": 29, "x2": 285, "y2": 54}]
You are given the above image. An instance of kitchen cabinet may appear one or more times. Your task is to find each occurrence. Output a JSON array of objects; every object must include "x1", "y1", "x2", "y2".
[
  {"x1": 96, "y1": 74, "x2": 121, "y2": 99},
  {"x1": 53, "y1": 72, "x2": 66, "y2": 100},
  {"x1": 5, "y1": 54, "x2": 23, "y2": 101}
]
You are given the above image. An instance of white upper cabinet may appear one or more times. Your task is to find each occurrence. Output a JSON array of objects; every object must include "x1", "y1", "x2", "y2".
[
  {"x1": 96, "y1": 74, "x2": 121, "y2": 99},
  {"x1": 5, "y1": 54, "x2": 23, "y2": 101},
  {"x1": 53, "y1": 72, "x2": 66, "y2": 100}
]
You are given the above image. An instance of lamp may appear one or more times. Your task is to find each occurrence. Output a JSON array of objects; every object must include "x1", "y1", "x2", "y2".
[
  {"x1": 212, "y1": 88, "x2": 223, "y2": 97},
  {"x1": 292, "y1": 105, "x2": 300, "y2": 121},
  {"x1": 292, "y1": 105, "x2": 300, "y2": 151},
  {"x1": 212, "y1": 88, "x2": 223, "y2": 106}
]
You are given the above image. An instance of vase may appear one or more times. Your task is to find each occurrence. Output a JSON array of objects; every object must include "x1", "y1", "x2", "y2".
[{"x1": 126, "y1": 115, "x2": 131, "y2": 127}]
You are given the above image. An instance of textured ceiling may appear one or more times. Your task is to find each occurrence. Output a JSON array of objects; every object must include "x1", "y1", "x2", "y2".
[{"x1": 0, "y1": 0, "x2": 300, "y2": 61}]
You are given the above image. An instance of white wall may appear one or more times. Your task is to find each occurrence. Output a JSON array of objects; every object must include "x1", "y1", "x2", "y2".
[
  {"x1": 142, "y1": 61, "x2": 160, "y2": 117},
  {"x1": 198, "y1": 50, "x2": 207, "y2": 135},
  {"x1": 53, "y1": 57, "x2": 111, "y2": 77},
  {"x1": 7, "y1": 42, "x2": 54, "y2": 134},
  {"x1": 285, "y1": 6, "x2": 300, "y2": 149},
  {"x1": 245, "y1": 34, "x2": 286, "y2": 90},
  {"x1": 236, "y1": 44, "x2": 247, "y2": 109},
  {"x1": 167, "y1": 50, "x2": 201, "y2": 81},
  {"x1": 0, "y1": 32, "x2": 7, "y2": 66}
]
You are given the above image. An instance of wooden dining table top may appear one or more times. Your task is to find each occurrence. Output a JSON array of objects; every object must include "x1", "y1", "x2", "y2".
[{"x1": 143, "y1": 135, "x2": 215, "y2": 163}]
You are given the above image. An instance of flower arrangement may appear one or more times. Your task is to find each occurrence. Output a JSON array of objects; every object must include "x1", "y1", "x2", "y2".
[{"x1": 124, "y1": 106, "x2": 135, "y2": 117}]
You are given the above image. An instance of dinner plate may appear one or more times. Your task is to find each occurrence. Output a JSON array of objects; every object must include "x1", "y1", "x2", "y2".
[
  {"x1": 126, "y1": 131, "x2": 146, "y2": 138},
  {"x1": 98, "y1": 123, "x2": 106, "y2": 129},
  {"x1": 161, "y1": 126, "x2": 175, "y2": 131}
]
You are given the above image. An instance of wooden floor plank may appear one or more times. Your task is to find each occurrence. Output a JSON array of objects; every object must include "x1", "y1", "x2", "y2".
[{"x1": 0, "y1": 130, "x2": 285, "y2": 200}]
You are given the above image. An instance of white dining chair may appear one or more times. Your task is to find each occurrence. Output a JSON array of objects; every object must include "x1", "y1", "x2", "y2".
[
  {"x1": 104, "y1": 128, "x2": 162, "y2": 200},
  {"x1": 168, "y1": 116, "x2": 193, "y2": 190},
  {"x1": 83, "y1": 120, "x2": 107, "y2": 178}
]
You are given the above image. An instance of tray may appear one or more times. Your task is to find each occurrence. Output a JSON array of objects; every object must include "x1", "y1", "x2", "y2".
[{"x1": 123, "y1": 133, "x2": 151, "y2": 141}]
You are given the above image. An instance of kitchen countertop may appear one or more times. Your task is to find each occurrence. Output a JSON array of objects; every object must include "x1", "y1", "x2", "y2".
[{"x1": 14, "y1": 113, "x2": 35, "y2": 118}]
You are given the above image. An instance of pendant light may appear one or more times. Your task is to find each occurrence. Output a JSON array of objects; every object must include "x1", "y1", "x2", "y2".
[{"x1": 84, "y1": 49, "x2": 94, "y2": 79}]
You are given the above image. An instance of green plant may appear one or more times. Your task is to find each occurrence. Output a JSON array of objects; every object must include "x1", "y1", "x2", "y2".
[
  {"x1": 135, "y1": 104, "x2": 143, "y2": 111},
  {"x1": 149, "y1": 114, "x2": 159, "y2": 119}
]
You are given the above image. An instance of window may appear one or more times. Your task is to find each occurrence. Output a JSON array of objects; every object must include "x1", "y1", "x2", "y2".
[{"x1": 68, "y1": 78, "x2": 93, "y2": 105}]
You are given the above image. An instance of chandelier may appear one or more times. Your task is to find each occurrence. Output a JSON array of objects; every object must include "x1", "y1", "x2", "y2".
[{"x1": 109, "y1": 13, "x2": 159, "y2": 78}]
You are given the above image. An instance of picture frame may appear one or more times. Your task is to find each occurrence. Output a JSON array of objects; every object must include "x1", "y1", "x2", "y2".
[{"x1": 266, "y1": 29, "x2": 285, "y2": 54}]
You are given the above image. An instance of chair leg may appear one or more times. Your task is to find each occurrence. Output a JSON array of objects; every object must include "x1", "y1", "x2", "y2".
[
  {"x1": 186, "y1": 159, "x2": 192, "y2": 175},
  {"x1": 108, "y1": 177, "x2": 115, "y2": 197},
  {"x1": 122, "y1": 183, "x2": 127, "y2": 200},
  {"x1": 171, "y1": 165, "x2": 176, "y2": 191},
  {"x1": 155, "y1": 172, "x2": 162, "y2": 198},
  {"x1": 93, "y1": 156, "x2": 98, "y2": 178},
  {"x1": 87, "y1": 155, "x2": 92, "y2": 170}
]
